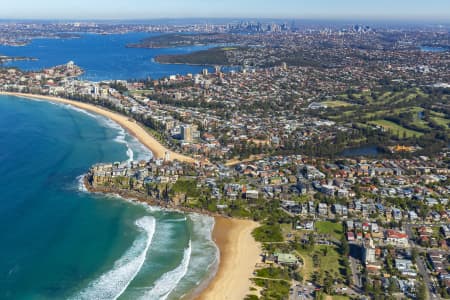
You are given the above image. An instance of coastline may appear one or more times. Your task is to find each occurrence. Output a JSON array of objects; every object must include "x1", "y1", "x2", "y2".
[
  {"x1": 83, "y1": 181, "x2": 262, "y2": 300},
  {"x1": 0, "y1": 92, "x2": 195, "y2": 163},
  {"x1": 197, "y1": 217, "x2": 261, "y2": 300},
  {"x1": 1, "y1": 91, "x2": 261, "y2": 300}
]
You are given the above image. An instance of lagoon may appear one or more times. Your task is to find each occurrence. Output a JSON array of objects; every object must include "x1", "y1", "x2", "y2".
[{"x1": 341, "y1": 145, "x2": 380, "y2": 157}]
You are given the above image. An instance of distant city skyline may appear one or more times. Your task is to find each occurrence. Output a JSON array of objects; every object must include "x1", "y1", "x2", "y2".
[{"x1": 1, "y1": 0, "x2": 450, "y2": 21}]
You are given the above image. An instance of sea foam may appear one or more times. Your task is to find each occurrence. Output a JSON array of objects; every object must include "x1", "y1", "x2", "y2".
[
  {"x1": 139, "y1": 240, "x2": 192, "y2": 300},
  {"x1": 176, "y1": 214, "x2": 219, "y2": 299},
  {"x1": 27, "y1": 97, "x2": 152, "y2": 163},
  {"x1": 190, "y1": 213, "x2": 219, "y2": 276},
  {"x1": 105, "y1": 118, "x2": 152, "y2": 163},
  {"x1": 76, "y1": 174, "x2": 88, "y2": 192},
  {"x1": 72, "y1": 216, "x2": 156, "y2": 300}
]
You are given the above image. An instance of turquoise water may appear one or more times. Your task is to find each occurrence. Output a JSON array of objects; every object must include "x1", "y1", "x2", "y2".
[
  {"x1": 0, "y1": 33, "x2": 214, "y2": 81},
  {"x1": 0, "y1": 95, "x2": 217, "y2": 299}
]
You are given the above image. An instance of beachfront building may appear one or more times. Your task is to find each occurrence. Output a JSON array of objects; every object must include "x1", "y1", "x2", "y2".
[{"x1": 274, "y1": 252, "x2": 298, "y2": 266}]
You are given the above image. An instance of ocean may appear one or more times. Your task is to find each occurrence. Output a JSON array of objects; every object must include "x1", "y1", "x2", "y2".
[
  {"x1": 0, "y1": 95, "x2": 218, "y2": 299},
  {"x1": 0, "y1": 32, "x2": 214, "y2": 81}
]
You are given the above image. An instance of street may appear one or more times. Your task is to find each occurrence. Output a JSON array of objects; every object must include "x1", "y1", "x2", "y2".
[{"x1": 405, "y1": 223, "x2": 441, "y2": 300}]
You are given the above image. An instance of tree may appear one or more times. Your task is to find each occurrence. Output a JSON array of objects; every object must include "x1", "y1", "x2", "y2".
[
  {"x1": 388, "y1": 278, "x2": 399, "y2": 294},
  {"x1": 341, "y1": 235, "x2": 350, "y2": 256},
  {"x1": 308, "y1": 233, "x2": 315, "y2": 250},
  {"x1": 416, "y1": 282, "x2": 427, "y2": 300},
  {"x1": 323, "y1": 272, "x2": 333, "y2": 294},
  {"x1": 411, "y1": 247, "x2": 418, "y2": 264}
]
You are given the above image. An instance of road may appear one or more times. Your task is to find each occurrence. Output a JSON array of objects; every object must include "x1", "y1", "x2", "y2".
[
  {"x1": 416, "y1": 256, "x2": 440, "y2": 300},
  {"x1": 404, "y1": 223, "x2": 440, "y2": 300},
  {"x1": 349, "y1": 256, "x2": 362, "y2": 290}
]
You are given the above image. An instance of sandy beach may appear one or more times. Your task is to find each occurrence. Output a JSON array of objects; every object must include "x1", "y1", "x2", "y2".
[
  {"x1": 1, "y1": 92, "x2": 261, "y2": 299},
  {"x1": 0, "y1": 92, "x2": 195, "y2": 163},
  {"x1": 198, "y1": 217, "x2": 261, "y2": 300}
]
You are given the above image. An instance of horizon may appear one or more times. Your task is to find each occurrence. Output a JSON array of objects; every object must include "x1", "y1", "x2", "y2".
[
  {"x1": 0, "y1": 17, "x2": 449, "y2": 27},
  {"x1": 1, "y1": 0, "x2": 450, "y2": 21}
]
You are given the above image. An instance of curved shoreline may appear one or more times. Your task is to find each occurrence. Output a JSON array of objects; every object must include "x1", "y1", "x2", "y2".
[
  {"x1": 0, "y1": 92, "x2": 195, "y2": 163},
  {"x1": 198, "y1": 217, "x2": 260, "y2": 300},
  {"x1": 1, "y1": 91, "x2": 260, "y2": 299},
  {"x1": 83, "y1": 180, "x2": 261, "y2": 300}
]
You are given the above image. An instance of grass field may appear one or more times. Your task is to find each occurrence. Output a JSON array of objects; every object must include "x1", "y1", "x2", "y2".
[
  {"x1": 411, "y1": 116, "x2": 432, "y2": 131},
  {"x1": 431, "y1": 116, "x2": 450, "y2": 127},
  {"x1": 297, "y1": 245, "x2": 345, "y2": 282},
  {"x1": 315, "y1": 245, "x2": 344, "y2": 276},
  {"x1": 429, "y1": 111, "x2": 450, "y2": 127},
  {"x1": 131, "y1": 89, "x2": 154, "y2": 95},
  {"x1": 322, "y1": 100, "x2": 354, "y2": 108},
  {"x1": 256, "y1": 267, "x2": 291, "y2": 280},
  {"x1": 315, "y1": 221, "x2": 344, "y2": 240},
  {"x1": 370, "y1": 119, "x2": 423, "y2": 138},
  {"x1": 296, "y1": 250, "x2": 313, "y2": 281},
  {"x1": 362, "y1": 106, "x2": 423, "y2": 119},
  {"x1": 322, "y1": 88, "x2": 450, "y2": 147}
]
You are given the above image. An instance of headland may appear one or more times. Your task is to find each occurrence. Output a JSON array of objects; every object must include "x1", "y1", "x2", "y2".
[{"x1": 0, "y1": 91, "x2": 260, "y2": 300}]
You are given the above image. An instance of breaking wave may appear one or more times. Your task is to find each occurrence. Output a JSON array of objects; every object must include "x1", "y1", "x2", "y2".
[
  {"x1": 139, "y1": 241, "x2": 192, "y2": 300},
  {"x1": 72, "y1": 216, "x2": 156, "y2": 300}
]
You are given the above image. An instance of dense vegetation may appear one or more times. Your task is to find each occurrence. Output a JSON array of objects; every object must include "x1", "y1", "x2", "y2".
[
  {"x1": 252, "y1": 224, "x2": 284, "y2": 243},
  {"x1": 127, "y1": 33, "x2": 237, "y2": 48},
  {"x1": 155, "y1": 47, "x2": 232, "y2": 65}
]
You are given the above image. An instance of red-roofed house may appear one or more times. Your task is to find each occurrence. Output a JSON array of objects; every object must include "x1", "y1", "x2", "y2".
[{"x1": 385, "y1": 230, "x2": 409, "y2": 247}]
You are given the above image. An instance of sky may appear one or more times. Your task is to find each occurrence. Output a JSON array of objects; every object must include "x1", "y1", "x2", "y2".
[{"x1": 1, "y1": 0, "x2": 449, "y2": 21}]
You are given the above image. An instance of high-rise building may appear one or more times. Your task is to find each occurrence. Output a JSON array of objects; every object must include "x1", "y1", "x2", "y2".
[
  {"x1": 181, "y1": 125, "x2": 193, "y2": 142},
  {"x1": 362, "y1": 238, "x2": 376, "y2": 265}
]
